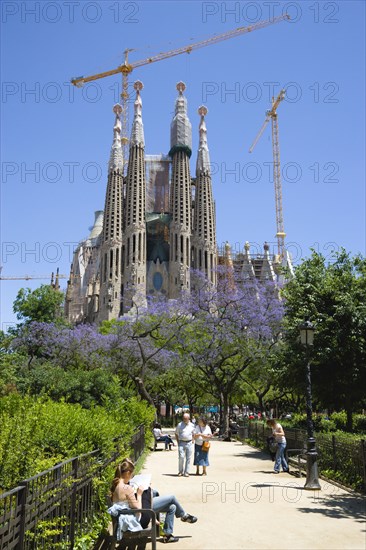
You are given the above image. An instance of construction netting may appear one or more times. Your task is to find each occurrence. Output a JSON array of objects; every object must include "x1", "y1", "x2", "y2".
[{"x1": 145, "y1": 155, "x2": 171, "y2": 213}]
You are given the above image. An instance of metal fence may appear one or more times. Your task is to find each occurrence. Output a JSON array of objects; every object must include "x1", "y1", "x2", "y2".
[
  {"x1": 0, "y1": 424, "x2": 145, "y2": 549},
  {"x1": 244, "y1": 421, "x2": 366, "y2": 493}
]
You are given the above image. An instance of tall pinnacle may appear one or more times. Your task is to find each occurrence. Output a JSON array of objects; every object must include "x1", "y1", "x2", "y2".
[
  {"x1": 196, "y1": 105, "x2": 210, "y2": 173},
  {"x1": 130, "y1": 80, "x2": 145, "y2": 147},
  {"x1": 108, "y1": 104, "x2": 124, "y2": 172},
  {"x1": 169, "y1": 81, "x2": 192, "y2": 156}
]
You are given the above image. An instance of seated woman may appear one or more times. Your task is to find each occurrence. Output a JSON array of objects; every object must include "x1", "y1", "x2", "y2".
[
  {"x1": 110, "y1": 457, "x2": 197, "y2": 544},
  {"x1": 153, "y1": 423, "x2": 175, "y2": 450},
  {"x1": 109, "y1": 458, "x2": 145, "y2": 541}
]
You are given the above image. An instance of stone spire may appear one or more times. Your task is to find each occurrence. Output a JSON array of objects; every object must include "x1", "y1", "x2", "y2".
[
  {"x1": 130, "y1": 80, "x2": 145, "y2": 147},
  {"x1": 87, "y1": 210, "x2": 104, "y2": 242},
  {"x1": 241, "y1": 241, "x2": 256, "y2": 280},
  {"x1": 192, "y1": 106, "x2": 217, "y2": 285},
  {"x1": 108, "y1": 104, "x2": 124, "y2": 173},
  {"x1": 169, "y1": 82, "x2": 192, "y2": 298},
  {"x1": 54, "y1": 267, "x2": 60, "y2": 291},
  {"x1": 260, "y1": 242, "x2": 276, "y2": 281},
  {"x1": 196, "y1": 106, "x2": 211, "y2": 173},
  {"x1": 98, "y1": 105, "x2": 125, "y2": 322},
  {"x1": 223, "y1": 241, "x2": 235, "y2": 290},
  {"x1": 169, "y1": 81, "x2": 192, "y2": 156},
  {"x1": 123, "y1": 81, "x2": 147, "y2": 312}
]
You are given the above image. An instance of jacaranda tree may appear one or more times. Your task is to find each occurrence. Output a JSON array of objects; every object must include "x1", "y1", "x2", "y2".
[{"x1": 172, "y1": 269, "x2": 285, "y2": 435}]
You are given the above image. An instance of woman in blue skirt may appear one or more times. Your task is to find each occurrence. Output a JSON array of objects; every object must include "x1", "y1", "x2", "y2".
[{"x1": 193, "y1": 417, "x2": 213, "y2": 476}]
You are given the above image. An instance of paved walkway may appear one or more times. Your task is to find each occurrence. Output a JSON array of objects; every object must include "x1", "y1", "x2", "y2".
[{"x1": 140, "y1": 432, "x2": 365, "y2": 549}]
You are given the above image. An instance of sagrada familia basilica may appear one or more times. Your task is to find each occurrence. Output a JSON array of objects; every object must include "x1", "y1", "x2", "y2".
[{"x1": 65, "y1": 81, "x2": 290, "y2": 324}]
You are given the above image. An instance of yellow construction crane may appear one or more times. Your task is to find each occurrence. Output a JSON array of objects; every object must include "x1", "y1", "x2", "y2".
[
  {"x1": 71, "y1": 14, "x2": 289, "y2": 169},
  {"x1": 0, "y1": 275, "x2": 68, "y2": 280},
  {"x1": 0, "y1": 267, "x2": 72, "y2": 281},
  {"x1": 249, "y1": 89, "x2": 286, "y2": 259}
]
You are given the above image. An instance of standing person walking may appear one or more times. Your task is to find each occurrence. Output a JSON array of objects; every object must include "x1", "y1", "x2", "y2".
[
  {"x1": 193, "y1": 417, "x2": 212, "y2": 476},
  {"x1": 175, "y1": 413, "x2": 195, "y2": 477},
  {"x1": 266, "y1": 419, "x2": 289, "y2": 473}
]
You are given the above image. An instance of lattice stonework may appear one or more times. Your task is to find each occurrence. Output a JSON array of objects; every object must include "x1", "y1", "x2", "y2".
[{"x1": 191, "y1": 106, "x2": 217, "y2": 285}]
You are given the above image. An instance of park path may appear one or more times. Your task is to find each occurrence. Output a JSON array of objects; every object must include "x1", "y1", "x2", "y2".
[{"x1": 140, "y1": 431, "x2": 365, "y2": 549}]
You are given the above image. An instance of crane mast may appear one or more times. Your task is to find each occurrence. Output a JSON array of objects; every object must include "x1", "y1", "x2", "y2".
[
  {"x1": 249, "y1": 89, "x2": 286, "y2": 259},
  {"x1": 71, "y1": 14, "x2": 289, "y2": 170}
]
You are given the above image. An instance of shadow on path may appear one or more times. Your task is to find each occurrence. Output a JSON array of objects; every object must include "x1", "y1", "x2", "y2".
[
  {"x1": 234, "y1": 450, "x2": 270, "y2": 461},
  {"x1": 252, "y1": 482, "x2": 311, "y2": 490},
  {"x1": 297, "y1": 492, "x2": 366, "y2": 525}
]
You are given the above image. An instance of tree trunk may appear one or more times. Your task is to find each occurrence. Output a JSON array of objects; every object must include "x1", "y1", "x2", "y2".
[
  {"x1": 134, "y1": 376, "x2": 157, "y2": 417},
  {"x1": 257, "y1": 385, "x2": 271, "y2": 412},
  {"x1": 221, "y1": 392, "x2": 230, "y2": 438},
  {"x1": 345, "y1": 405, "x2": 353, "y2": 432}
]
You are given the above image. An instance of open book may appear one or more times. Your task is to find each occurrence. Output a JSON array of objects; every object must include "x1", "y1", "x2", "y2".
[{"x1": 129, "y1": 474, "x2": 152, "y2": 491}]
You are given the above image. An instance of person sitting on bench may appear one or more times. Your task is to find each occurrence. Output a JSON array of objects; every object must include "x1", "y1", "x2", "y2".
[
  {"x1": 153, "y1": 423, "x2": 175, "y2": 450},
  {"x1": 110, "y1": 458, "x2": 198, "y2": 544}
]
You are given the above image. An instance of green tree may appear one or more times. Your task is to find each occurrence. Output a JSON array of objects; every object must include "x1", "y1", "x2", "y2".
[
  {"x1": 281, "y1": 249, "x2": 366, "y2": 431},
  {"x1": 13, "y1": 285, "x2": 65, "y2": 325}
]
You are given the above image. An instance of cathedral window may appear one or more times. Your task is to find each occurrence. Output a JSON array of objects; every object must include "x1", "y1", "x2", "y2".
[
  {"x1": 109, "y1": 250, "x2": 113, "y2": 279},
  {"x1": 115, "y1": 248, "x2": 119, "y2": 277},
  {"x1": 103, "y1": 253, "x2": 107, "y2": 282}
]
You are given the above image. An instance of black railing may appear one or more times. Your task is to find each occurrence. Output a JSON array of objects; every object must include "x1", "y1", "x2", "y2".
[
  {"x1": 244, "y1": 421, "x2": 366, "y2": 493},
  {"x1": 0, "y1": 425, "x2": 145, "y2": 549}
]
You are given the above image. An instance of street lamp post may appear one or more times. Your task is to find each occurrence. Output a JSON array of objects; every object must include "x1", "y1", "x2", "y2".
[{"x1": 299, "y1": 319, "x2": 321, "y2": 491}]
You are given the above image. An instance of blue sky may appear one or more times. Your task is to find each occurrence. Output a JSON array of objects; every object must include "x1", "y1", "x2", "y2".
[{"x1": 1, "y1": 0, "x2": 365, "y2": 330}]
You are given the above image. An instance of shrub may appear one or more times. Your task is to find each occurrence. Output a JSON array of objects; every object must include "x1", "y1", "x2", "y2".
[
  {"x1": 353, "y1": 414, "x2": 366, "y2": 434},
  {"x1": 0, "y1": 394, "x2": 154, "y2": 491},
  {"x1": 330, "y1": 411, "x2": 347, "y2": 431}
]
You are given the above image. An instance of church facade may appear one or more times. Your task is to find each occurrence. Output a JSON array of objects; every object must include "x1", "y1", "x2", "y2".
[{"x1": 65, "y1": 81, "x2": 285, "y2": 325}]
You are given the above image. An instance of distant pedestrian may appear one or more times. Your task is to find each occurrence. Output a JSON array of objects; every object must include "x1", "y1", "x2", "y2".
[
  {"x1": 266, "y1": 419, "x2": 289, "y2": 473},
  {"x1": 175, "y1": 413, "x2": 195, "y2": 477},
  {"x1": 193, "y1": 417, "x2": 212, "y2": 476}
]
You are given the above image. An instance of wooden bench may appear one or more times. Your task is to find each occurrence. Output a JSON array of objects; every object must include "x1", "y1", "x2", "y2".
[
  {"x1": 153, "y1": 436, "x2": 168, "y2": 451},
  {"x1": 106, "y1": 508, "x2": 159, "y2": 550}
]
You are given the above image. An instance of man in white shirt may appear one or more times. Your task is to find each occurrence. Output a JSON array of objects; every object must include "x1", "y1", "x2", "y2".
[{"x1": 175, "y1": 413, "x2": 195, "y2": 477}]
